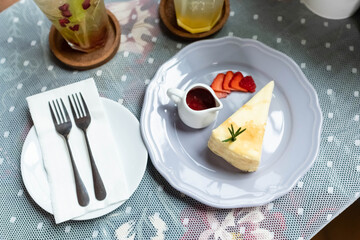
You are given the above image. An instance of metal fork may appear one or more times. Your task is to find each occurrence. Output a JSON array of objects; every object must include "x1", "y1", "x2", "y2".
[
  {"x1": 68, "y1": 93, "x2": 107, "y2": 201},
  {"x1": 49, "y1": 99, "x2": 90, "y2": 207}
]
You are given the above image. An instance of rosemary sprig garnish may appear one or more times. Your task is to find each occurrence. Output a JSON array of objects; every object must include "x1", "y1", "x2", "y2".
[{"x1": 222, "y1": 124, "x2": 246, "y2": 142}]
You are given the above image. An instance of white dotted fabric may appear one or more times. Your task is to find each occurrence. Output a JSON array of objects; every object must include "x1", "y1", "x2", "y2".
[{"x1": 0, "y1": 0, "x2": 359, "y2": 239}]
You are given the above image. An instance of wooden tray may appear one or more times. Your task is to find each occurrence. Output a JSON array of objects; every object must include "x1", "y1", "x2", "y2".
[
  {"x1": 159, "y1": 0, "x2": 230, "y2": 40},
  {"x1": 49, "y1": 10, "x2": 120, "y2": 70}
]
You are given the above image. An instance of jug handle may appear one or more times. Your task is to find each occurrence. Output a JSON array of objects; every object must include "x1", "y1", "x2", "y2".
[{"x1": 167, "y1": 88, "x2": 184, "y2": 104}]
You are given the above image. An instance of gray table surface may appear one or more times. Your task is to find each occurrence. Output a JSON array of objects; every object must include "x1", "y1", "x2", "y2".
[{"x1": 0, "y1": 0, "x2": 359, "y2": 239}]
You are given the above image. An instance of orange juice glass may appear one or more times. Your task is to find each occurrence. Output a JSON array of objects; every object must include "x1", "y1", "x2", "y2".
[
  {"x1": 174, "y1": 0, "x2": 224, "y2": 34},
  {"x1": 33, "y1": 0, "x2": 109, "y2": 52}
]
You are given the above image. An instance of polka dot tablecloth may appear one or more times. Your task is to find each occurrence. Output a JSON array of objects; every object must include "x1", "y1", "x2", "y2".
[{"x1": 0, "y1": 0, "x2": 359, "y2": 239}]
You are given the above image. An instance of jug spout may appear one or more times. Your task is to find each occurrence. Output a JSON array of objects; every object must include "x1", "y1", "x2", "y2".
[
  {"x1": 210, "y1": 96, "x2": 223, "y2": 112},
  {"x1": 207, "y1": 103, "x2": 222, "y2": 113}
]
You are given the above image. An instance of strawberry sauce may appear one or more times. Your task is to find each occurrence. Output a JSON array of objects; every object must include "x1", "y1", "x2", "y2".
[{"x1": 186, "y1": 88, "x2": 216, "y2": 111}]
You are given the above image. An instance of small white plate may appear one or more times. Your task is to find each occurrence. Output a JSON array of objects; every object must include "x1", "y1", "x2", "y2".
[
  {"x1": 21, "y1": 98, "x2": 148, "y2": 220},
  {"x1": 141, "y1": 37, "x2": 323, "y2": 208}
]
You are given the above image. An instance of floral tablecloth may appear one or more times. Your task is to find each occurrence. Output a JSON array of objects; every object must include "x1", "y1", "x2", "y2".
[{"x1": 1, "y1": 0, "x2": 359, "y2": 239}]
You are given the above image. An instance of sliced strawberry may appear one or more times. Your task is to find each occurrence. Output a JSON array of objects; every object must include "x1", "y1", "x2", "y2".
[
  {"x1": 214, "y1": 91, "x2": 228, "y2": 99},
  {"x1": 69, "y1": 24, "x2": 80, "y2": 31},
  {"x1": 82, "y1": 0, "x2": 91, "y2": 10},
  {"x1": 239, "y1": 76, "x2": 256, "y2": 93},
  {"x1": 229, "y1": 72, "x2": 247, "y2": 92},
  {"x1": 59, "y1": 18, "x2": 70, "y2": 27},
  {"x1": 210, "y1": 73, "x2": 230, "y2": 93},
  {"x1": 61, "y1": 10, "x2": 72, "y2": 18},
  {"x1": 223, "y1": 71, "x2": 234, "y2": 91},
  {"x1": 58, "y1": 4, "x2": 69, "y2": 11}
]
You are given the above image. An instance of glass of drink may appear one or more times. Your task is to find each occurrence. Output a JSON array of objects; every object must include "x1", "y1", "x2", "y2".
[
  {"x1": 173, "y1": 0, "x2": 224, "y2": 34},
  {"x1": 33, "y1": 0, "x2": 109, "y2": 53}
]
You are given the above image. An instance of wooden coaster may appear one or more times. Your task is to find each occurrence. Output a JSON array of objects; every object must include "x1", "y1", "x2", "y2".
[
  {"x1": 49, "y1": 10, "x2": 120, "y2": 70},
  {"x1": 159, "y1": 0, "x2": 230, "y2": 40}
]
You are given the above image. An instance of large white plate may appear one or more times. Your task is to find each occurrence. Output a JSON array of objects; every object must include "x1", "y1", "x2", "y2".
[
  {"x1": 140, "y1": 37, "x2": 322, "y2": 208},
  {"x1": 21, "y1": 98, "x2": 148, "y2": 220}
]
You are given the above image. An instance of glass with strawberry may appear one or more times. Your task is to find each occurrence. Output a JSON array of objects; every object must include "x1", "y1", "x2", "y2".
[{"x1": 33, "y1": 0, "x2": 109, "y2": 53}]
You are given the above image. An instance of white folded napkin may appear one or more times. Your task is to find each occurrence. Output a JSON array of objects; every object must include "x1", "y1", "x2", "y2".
[{"x1": 26, "y1": 78, "x2": 129, "y2": 224}]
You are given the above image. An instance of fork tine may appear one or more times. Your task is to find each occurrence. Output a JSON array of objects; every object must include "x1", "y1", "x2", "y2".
[
  {"x1": 68, "y1": 95, "x2": 78, "y2": 119},
  {"x1": 60, "y1": 98, "x2": 70, "y2": 122},
  {"x1": 72, "y1": 94, "x2": 82, "y2": 118},
  {"x1": 75, "y1": 93, "x2": 85, "y2": 117},
  {"x1": 48, "y1": 101, "x2": 58, "y2": 125},
  {"x1": 52, "y1": 100, "x2": 62, "y2": 124},
  {"x1": 79, "y1": 93, "x2": 90, "y2": 117},
  {"x1": 56, "y1": 99, "x2": 65, "y2": 123}
]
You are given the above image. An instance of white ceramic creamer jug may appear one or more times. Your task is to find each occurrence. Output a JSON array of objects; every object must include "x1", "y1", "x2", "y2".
[{"x1": 167, "y1": 83, "x2": 223, "y2": 129}]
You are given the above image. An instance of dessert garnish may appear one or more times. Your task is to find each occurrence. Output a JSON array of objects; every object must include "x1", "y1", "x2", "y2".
[
  {"x1": 222, "y1": 124, "x2": 246, "y2": 142},
  {"x1": 239, "y1": 76, "x2": 256, "y2": 93},
  {"x1": 210, "y1": 73, "x2": 230, "y2": 93},
  {"x1": 210, "y1": 71, "x2": 256, "y2": 98},
  {"x1": 222, "y1": 71, "x2": 234, "y2": 91},
  {"x1": 229, "y1": 72, "x2": 247, "y2": 91}
]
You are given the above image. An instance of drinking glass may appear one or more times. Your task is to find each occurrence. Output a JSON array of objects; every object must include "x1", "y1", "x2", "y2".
[
  {"x1": 174, "y1": 0, "x2": 224, "y2": 34},
  {"x1": 33, "y1": 0, "x2": 109, "y2": 52}
]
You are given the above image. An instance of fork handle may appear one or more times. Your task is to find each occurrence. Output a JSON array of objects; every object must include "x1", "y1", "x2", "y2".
[
  {"x1": 83, "y1": 131, "x2": 107, "y2": 201},
  {"x1": 65, "y1": 138, "x2": 90, "y2": 207}
]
